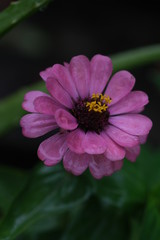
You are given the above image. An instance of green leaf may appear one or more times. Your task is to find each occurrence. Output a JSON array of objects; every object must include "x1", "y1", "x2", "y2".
[
  {"x1": 130, "y1": 201, "x2": 160, "y2": 240},
  {"x1": 136, "y1": 146, "x2": 160, "y2": 189},
  {"x1": 0, "y1": 164, "x2": 92, "y2": 240},
  {"x1": 94, "y1": 146, "x2": 160, "y2": 211},
  {"x1": 17, "y1": 213, "x2": 66, "y2": 240},
  {"x1": 62, "y1": 197, "x2": 128, "y2": 240},
  {"x1": 111, "y1": 44, "x2": 160, "y2": 71},
  {"x1": 93, "y1": 160, "x2": 146, "y2": 211},
  {"x1": 0, "y1": 166, "x2": 28, "y2": 223},
  {"x1": 0, "y1": 0, "x2": 52, "y2": 37}
]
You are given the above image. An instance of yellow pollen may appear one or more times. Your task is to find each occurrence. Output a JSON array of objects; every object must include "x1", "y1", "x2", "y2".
[
  {"x1": 86, "y1": 93, "x2": 112, "y2": 113},
  {"x1": 91, "y1": 93, "x2": 99, "y2": 99}
]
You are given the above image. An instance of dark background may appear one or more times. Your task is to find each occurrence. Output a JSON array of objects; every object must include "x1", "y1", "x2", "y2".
[{"x1": 0, "y1": 0, "x2": 160, "y2": 169}]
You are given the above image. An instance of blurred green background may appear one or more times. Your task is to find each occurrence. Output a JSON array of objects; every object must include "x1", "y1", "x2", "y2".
[{"x1": 0, "y1": 0, "x2": 160, "y2": 239}]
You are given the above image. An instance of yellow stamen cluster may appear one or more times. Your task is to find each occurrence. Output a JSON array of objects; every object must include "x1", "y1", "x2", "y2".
[{"x1": 86, "y1": 93, "x2": 112, "y2": 113}]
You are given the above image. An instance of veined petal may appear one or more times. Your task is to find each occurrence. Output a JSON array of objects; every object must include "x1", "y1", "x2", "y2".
[
  {"x1": 109, "y1": 91, "x2": 149, "y2": 115},
  {"x1": 89, "y1": 154, "x2": 122, "y2": 179},
  {"x1": 109, "y1": 114, "x2": 153, "y2": 136},
  {"x1": 125, "y1": 145, "x2": 141, "y2": 162},
  {"x1": 63, "y1": 150, "x2": 90, "y2": 176},
  {"x1": 46, "y1": 77, "x2": 73, "y2": 108},
  {"x1": 67, "y1": 129, "x2": 85, "y2": 154},
  {"x1": 22, "y1": 91, "x2": 51, "y2": 113},
  {"x1": 69, "y1": 55, "x2": 90, "y2": 99},
  {"x1": 90, "y1": 54, "x2": 112, "y2": 94},
  {"x1": 101, "y1": 132, "x2": 125, "y2": 161},
  {"x1": 51, "y1": 64, "x2": 79, "y2": 100},
  {"x1": 82, "y1": 132, "x2": 107, "y2": 154},
  {"x1": 20, "y1": 113, "x2": 58, "y2": 138},
  {"x1": 55, "y1": 109, "x2": 78, "y2": 130},
  {"x1": 106, "y1": 125, "x2": 139, "y2": 148},
  {"x1": 34, "y1": 96, "x2": 62, "y2": 115},
  {"x1": 105, "y1": 70, "x2": 135, "y2": 106},
  {"x1": 37, "y1": 132, "x2": 68, "y2": 166}
]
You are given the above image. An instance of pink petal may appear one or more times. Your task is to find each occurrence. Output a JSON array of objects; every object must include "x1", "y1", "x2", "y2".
[
  {"x1": 46, "y1": 77, "x2": 73, "y2": 108},
  {"x1": 55, "y1": 109, "x2": 78, "y2": 130},
  {"x1": 37, "y1": 132, "x2": 68, "y2": 166},
  {"x1": 63, "y1": 150, "x2": 90, "y2": 175},
  {"x1": 20, "y1": 113, "x2": 58, "y2": 138},
  {"x1": 105, "y1": 70, "x2": 135, "y2": 106},
  {"x1": 101, "y1": 132, "x2": 125, "y2": 161},
  {"x1": 109, "y1": 114, "x2": 153, "y2": 136},
  {"x1": 69, "y1": 55, "x2": 90, "y2": 99},
  {"x1": 40, "y1": 66, "x2": 53, "y2": 81},
  {"x1": 130, "y1": 107, "x2": 144, "y2": 114},
  {"x1": 90, "y1": 54, "x2": 112, "y2": 94},
  {"x1": 106, "y1": 125, "x2": 139, "y2": 148},
  {"x1": 34, "y1": 96, "x2": 62, "y2": 115},
  {"x1": 139, "y1": 134, "x2": 148, "y2": 144},
  {"x1": 125, "y1": 145, "x2": 141, "y2": 162},
  {"x1": 67, "y1": 129, "x2": 85, "y2": 154},
  {"x1": 82, "y1": 132, "x2": 107, "y2": 154},
  {"x1": 64, "y1": 62, "x2": 69, "y2": 68},
  {"x1": 89, "y1": 154, "x2": 119, "y2": 179},
  {"x1": 51, "y1": 64, "x2": 79, "y2": 100},
  {"x1": 114, "y1": 160, "x2": 124, "y2": 171},
  {"x1": 109, "y1": 91, "x2": 149, "y2": 115},
  {"x1": 22, "y1": 91, "x2": 51, "y2": 113}
]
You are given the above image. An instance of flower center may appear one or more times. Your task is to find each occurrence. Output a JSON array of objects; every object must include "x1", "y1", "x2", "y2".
[{"x1": 72, "y1": 93, "x2": 112, "y2": 133}]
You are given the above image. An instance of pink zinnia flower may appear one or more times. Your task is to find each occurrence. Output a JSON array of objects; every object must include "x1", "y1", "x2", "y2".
[{"x1": 20, "y1": 55, "x2": 152, "y2": 179}]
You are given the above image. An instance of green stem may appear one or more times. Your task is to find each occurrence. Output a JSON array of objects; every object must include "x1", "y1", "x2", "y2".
[
  {"x1": 0, "y1": 44, "x2": 160, "y2": 136},
  {"x1": 111, "y1": 44, "x2": 160, "y2": 72},
  {"x1": 0, "y1": 0, "x2": 52, "y2": 37}
]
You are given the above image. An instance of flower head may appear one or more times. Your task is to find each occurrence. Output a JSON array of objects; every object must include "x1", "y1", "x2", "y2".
[{"x1": 20, "y1": 55, "x2": 152, "y2": 179}]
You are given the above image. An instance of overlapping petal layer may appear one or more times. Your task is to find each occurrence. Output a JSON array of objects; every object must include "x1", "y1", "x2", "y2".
[
  {"x1": 109, "y1": 91, "x2": 148, "y2": 115},
  {"x1": 69, "y1": 55, "x2": 90, "y2": 99},
  {"x1": 89, "y1": 154, "x2": 123, "y2": 179},
  {"x1": 20, "y1": 113, "x2": 58, "y2": 138},
  {"x1": 105, "y1": 70, "x2": 135, "y2": 106},
  {"x1": 22, "y1": 91, "x2": 52, "y2": 113},
  {"x1": 109, "y1": 114, "x2": 152, "y2": 136},
  {"x1": 46, "y1": 77, "x2": 73, "y2": 108},
  {"x1": 63, "y1": 150, "x2": 90, "y2": 176},
  {"x1": 21, "y1": 54, "x2": 152, "y2": 179},
  {"x1": 37, "y1": 133, "x2": 68, "y2": 166},
  {"x1": 90, "y1": 54, "x2": 112, "y2": 94}
]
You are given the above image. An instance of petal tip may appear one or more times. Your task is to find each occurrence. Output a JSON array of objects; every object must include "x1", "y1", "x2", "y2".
[{"x1": 55, "y1": 109, "x2": 78, "y2": 130}]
